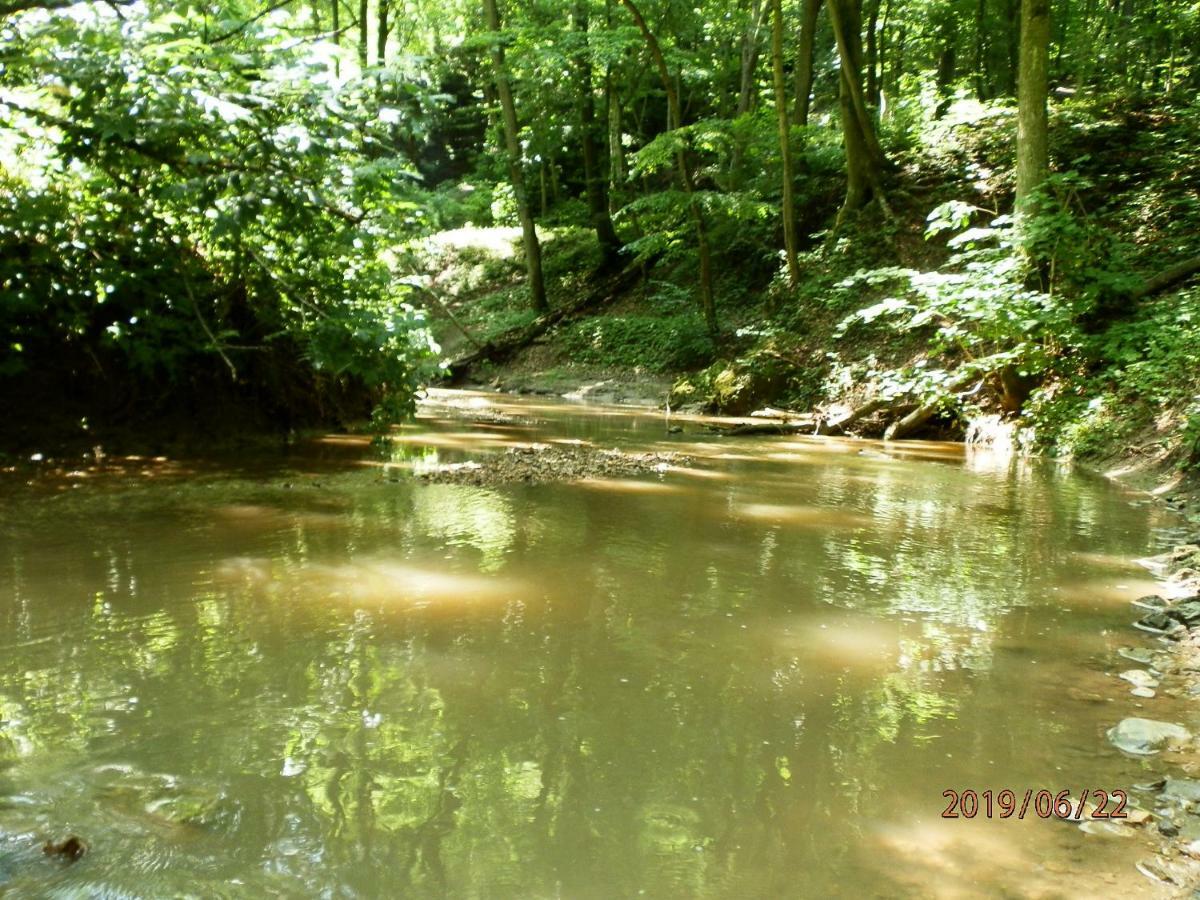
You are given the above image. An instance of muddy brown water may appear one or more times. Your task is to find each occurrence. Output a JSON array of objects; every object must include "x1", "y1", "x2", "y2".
[{"x1": 0, "y1": 389, "x2": 1193, "y2": 897}]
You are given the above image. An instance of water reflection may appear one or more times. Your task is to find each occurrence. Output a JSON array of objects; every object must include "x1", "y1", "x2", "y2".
[{"x1": 0, "y1": 392, "x2": 1184, "y2": 897}]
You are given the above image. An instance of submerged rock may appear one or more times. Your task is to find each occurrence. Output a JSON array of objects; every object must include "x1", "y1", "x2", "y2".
[
  {"x1": 1120, "y1": 669, "x2": 1160, "y2": 689},
  {"x1": 1079, "y1": 819, "x2": 1137, "y2": 838},
  {"x1": 42, "y1": 836, "x2": 87, "y2": 862},
  {"x1": 1118, "y1": 647, "x2": 1169, "y2": 668},
  {"x1": 1107, "y1": 718, "x2": 1193, "y2": 755}
]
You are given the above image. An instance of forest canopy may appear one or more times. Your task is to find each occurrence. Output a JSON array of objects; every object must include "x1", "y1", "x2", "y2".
[{"x1": 2, "y1": 0, "x2": 1198, "y2": 453}]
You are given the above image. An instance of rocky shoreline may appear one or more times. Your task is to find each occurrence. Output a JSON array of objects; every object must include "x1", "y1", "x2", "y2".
[{"x1": 1109, "y1": 541, "x2": 1200, "y2": 890}]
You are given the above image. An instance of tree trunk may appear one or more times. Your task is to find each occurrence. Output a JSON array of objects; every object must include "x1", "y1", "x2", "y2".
[
  {"x1": 770, "y1": 0, "x2": 799, "y2": 287},
  {"x1": 358, "y1": 0, "x2": 368, "y2": 67},
  {"x1": 1015, "y1": 0, "x2": 1050, "y2": 213},
  {"x1": 1005, "y1": 0, "x2": 1020, "y2": 93},
  {"x1": 974, "y1": 0, "x2": 989, "y2": 97},
  {"x1": 735, "y1": 0, "x2": 770, "y2": 117},
  {"x1": 619, "y1": 0, "x2": 719, "y2": 338},
  {"x1": 376, "y1": 0, "x2": 388, "y2": 64},
  {"x1": 605, "y1": 68, "x2": 626, "y2": 211},
  {"x1": 865, "y1": 0, "x2": 881, "y2": 108},
  {"x1": 878, "y1": 0, "x2": 893, "y2": 110},
  {"x1": 482, "y1": 0, "x2": 549, "y2": 312},
  {"x1": 934, "y1": 10, "x2": 958, "y2": 117},
  {"x1": 730, "y1": 0, "x2": 770, "y2": 174},
  {"x1": 792, "y1": 0, "x2": 822, "y2": 126},
  {"x1": 574, "y1": 1, "x2": 622, "y2": 267},
  {"x1": 891, "y1": 23, "x2": 906, "y2": 97},
  {"x1": 827, "y1": 0, "x2": 890, "y2": 222}
]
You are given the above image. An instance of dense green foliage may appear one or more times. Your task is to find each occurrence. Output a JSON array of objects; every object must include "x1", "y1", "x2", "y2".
[{"x1": 2, "y1": 0, "x2": 1198, "y2": 462}]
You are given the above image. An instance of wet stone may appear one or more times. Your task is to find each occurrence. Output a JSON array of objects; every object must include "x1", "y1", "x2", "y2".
[
  {"x1": 1107, "y1": 718, "x2": 1193, "y2": 755},
  {"x1": 1133, "y1": 611, "x2": 1187, "y2": 638},
  {"x1": 1163, "y1": 778, "x2": 1200, "y2": 804},
  {"x1": 1169, "y1": 600, "x2": 1200, "y2": 624},
  {"x1": 1132, "y1": 595, "x2": 1170, "y2": 612},
  {"x1": 1119, "y1": 647, "x2": 1159, "y2": 665},
  {"x1": 1120, "y1": 669, "x2": 1160, "y2": 689}
]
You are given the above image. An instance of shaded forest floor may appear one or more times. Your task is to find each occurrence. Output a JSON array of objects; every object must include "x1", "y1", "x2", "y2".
[{"x1": 426, "y1": 94, "x2": 1200, "y2": 512}]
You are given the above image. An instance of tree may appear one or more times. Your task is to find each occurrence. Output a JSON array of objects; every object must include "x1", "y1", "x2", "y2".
[
  {"x1": 791, "y1": 0, "x2": 822, "y2": 127},
  {"x1": 618, "y1": 0, "x2": 719, "y2": 338},
  {"x1": 770, "y1": 0, "x2": 799, "y2": 286},
  {"x1": 481, "y1": 0, "x2": 549, "y2": 312},
  {"x1": 826, "y1": 0, "x2": 890, "y2": 222},
  {"x1": 1015, "y1": 0, "x2": 1050, "y2": 214},
  {"x1": 572, "y1": 0, "x2": 623, "y2": 268}
]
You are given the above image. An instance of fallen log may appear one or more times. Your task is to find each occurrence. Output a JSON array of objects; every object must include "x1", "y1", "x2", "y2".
[
  {"x1": 443, "y1": 256, "x2": 656, "y2": 383},
  {"x1": 883, "y1": 370, "x2": 980, "y2": 441},
  {"x1": 706, "y1": 418, "x2": 818, "y2": 436},
  {"x1": 1129, "y1": 254, "x2": 1200, "y2": 301}
]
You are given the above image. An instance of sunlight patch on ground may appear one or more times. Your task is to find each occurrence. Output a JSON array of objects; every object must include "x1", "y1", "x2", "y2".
[{"x1": 422, "y1": 226, "x2": 524, "y2": 259}]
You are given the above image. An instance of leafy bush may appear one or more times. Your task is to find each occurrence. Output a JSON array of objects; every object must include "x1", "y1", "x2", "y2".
[
  {"x1": 832, "y1": 183, "x2": 1134, "y2": 404},
  {"x1": 0, "y1": 6, "x2": 441, "y2": 427}
]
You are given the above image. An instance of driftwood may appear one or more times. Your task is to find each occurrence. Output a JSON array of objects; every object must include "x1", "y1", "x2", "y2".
[
  {"x1": 814, "y1": 397, "x2": 893, "y2": 436},
  {"x1": 444, "y1": 256, "x2": 655, "y2": 383}
]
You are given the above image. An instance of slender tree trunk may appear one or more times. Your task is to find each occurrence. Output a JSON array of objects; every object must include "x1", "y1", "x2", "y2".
[
  {"x1": 482, "y1": 0, "x2": 549, "y2": 312},
  {"x1": 1075, "y1": 0, "x2": 1098, "y2": 87},
  {"x1": 878, "y1": 0, "x2": 893, "y2": 111},
  {"x1": 791, "y1": 0, "x2": 822, "y2": 126},
  {"x1": 573, "y1": 2, "x2": 622, "y2": 267},
  {"x1": 1015, "y1": 0, "x2": 1050, "y2": 213},
  {"x1": 606, "y1": 67, "x2": 625, "y2": 210},
  {"x1": 619, "y1": 0, "x2": 719, "y2": 338},
  {"x1": 358, "y1": 0, "x2": 368, "y2": 67},
  {"x1": 827, "y1": 0, "x2": 890, "y2": 221},
  {"x1": 332, "y1": 0, "x2": 341, "y2": 76},
  {"x1": 770, "y1": 0, "x2": 799, "y2": 287},
  {"x1": 865, "y1": 0, "x2": 881, "y2": 108},
  {"x1": 892, "y1": 23, "x2": 907, "y2": 96},
  {"x1": 1005, "y1": 0, "x2": 1020, "y2": 93},
  {"x1": 377, "y1": 0, "x2": 388, "y2": 64},
  {"x1": 934, "y1": 11, "x2": 958, "y2": 116},
  {"x1": 735, "y1": 0, "x2": 770, "y2": 116},
  {"x1": 974, "y1": 0, "x2": 988, "y2": 97},
  {"x1": 731, "y1": 0, "x2": 770, "y2": 174}
]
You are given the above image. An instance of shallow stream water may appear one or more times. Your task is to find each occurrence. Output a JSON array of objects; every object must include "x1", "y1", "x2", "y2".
[{"x1": 0, "y1": 390, "x2": 1192, "y2": 897}]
